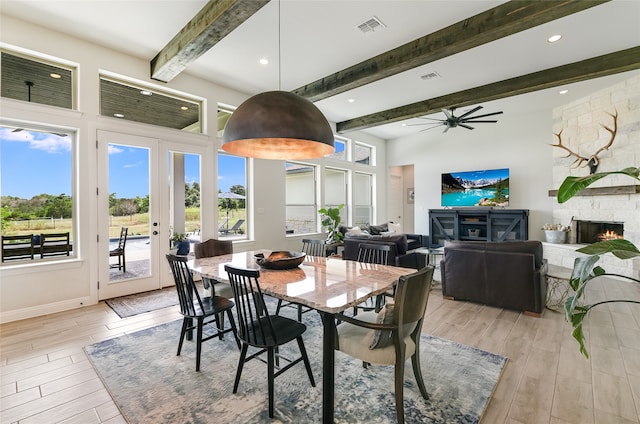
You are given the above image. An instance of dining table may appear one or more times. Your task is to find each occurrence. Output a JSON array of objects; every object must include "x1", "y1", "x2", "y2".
[{"x1": 188, "y1": 249, "x2": 413, "y2": 424}]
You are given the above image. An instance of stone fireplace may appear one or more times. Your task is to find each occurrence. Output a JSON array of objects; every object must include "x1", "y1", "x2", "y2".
[
  {"x1": 545, "y1": 74, "x2": 639, "y2": 279},
  {"x1": 575, "y1": 220, "x2": 624, "y2": 244}
]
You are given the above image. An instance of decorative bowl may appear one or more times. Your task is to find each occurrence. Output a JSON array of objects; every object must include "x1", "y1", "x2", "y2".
[{"x1": 254, "y1": 251, "x2": 306, "y2": 270}]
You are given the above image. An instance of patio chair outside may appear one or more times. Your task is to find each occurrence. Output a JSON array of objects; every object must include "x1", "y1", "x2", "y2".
[
  {"x1": 222, "y1": 219, "x2": 245, "y2": 235},
  {"x1": 2, "y1": 234, "x2": 35, "y2": 262}
]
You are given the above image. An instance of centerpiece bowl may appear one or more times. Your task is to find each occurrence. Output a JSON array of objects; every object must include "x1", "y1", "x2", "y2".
[{"x1": 254, "y1": 251, "x2": 306, "y2": 270}]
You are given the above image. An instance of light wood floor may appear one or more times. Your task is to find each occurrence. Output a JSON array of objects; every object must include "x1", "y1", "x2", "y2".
[{"x1": 1, "y1": 276, "x2": 639, "y2": 423}]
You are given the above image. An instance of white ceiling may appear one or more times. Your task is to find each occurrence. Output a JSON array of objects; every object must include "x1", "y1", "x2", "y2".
[{"x1": 2, "y1": 0, "x2": 639, "y2": 140}]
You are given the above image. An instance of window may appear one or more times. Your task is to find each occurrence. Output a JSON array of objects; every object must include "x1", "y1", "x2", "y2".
[
  {"x1": 99, "y1": 76, "x2": 202, "y2": 132},
  {"x1": 354, "y1": 172, "x2": 373, "y2": 226},
  {"x1": 324, "y1": 168, "x2": 347, "y2": 223},
  {"x1": 354, "y1": 142, "x2": 373, "y2": 165},
  {"x1": 285, "y1": 162, "x2": 317, "y2": 235},
  {"x1": 1, "y1": 123, "x2": 76, "y2": 263},
  {"x1": 217, "y1": 153, "x2": 247, "y2": 238},
  {"x1": 1, "y1": 49, "x2": 75, "y2": 110},
  {"x1": 326, "y1": 138, "x2": 347, "y2": 161}
]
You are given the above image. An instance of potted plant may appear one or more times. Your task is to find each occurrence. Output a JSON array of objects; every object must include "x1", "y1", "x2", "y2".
[
  {"x1": 171, "y1": 232, "x2": 190, "y2": 255},
  {"x1": 319, "y1": 204, "x2": 345, "y2": 245},
  {"x1": 557, "y1": 167, "x2": 640, "y2": 358}
]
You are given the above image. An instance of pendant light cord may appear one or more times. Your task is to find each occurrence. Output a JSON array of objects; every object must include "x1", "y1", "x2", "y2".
[{"x1": 278, "y1": 0, "x2": 281, "y2": 91}]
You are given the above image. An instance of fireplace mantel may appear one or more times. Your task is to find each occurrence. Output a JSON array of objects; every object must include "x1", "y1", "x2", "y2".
[{"x1": 548, "y1": 185, "x2": 640, "y2": 197}]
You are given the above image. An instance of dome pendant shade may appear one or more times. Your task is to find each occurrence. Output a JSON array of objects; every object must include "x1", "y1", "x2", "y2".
[{"x1": 221, "y1": 91, "x2": 335, "y2": 159}]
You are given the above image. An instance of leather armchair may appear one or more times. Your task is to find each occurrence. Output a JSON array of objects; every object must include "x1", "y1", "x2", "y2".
[{"x1": 440, "y1": 240, "x2": 547, "y2": 316}]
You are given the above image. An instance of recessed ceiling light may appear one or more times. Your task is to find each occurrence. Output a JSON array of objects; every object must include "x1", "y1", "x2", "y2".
[
  {"x1": 259, "y1": 58, "x2": 269, "y2": 65},
  {"x1": 140, "y1": 90, "x2": 153, "y2": 96},
  {"x1": 50, "y1": 73, "x2": 61, "y2": 79},
  {"x1": 114, "y1": 113, "x2": 124, "y2": 118},
  {"x1": 547, "y1": 34, "x2": 562, "y2": 43},
  {"x1": 347, "y1": 98, "x2": 355, "y2": 103},
  {"x1": 181, "y1": 106, "x2": 189, "y2": 111},
  {"x1": 559, "y1": 89, "x2": 569, "y2": 95}
]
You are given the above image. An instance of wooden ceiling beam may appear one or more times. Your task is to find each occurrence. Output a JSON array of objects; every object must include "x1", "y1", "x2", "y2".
[
  {"x1": 336, "y1": 47, "x2": 640, "y2": 134},
  {"x1": 292, "y1": 0, "x2": 609, "y2": 102},
  {"x1": 151, "y1": 0, "x2": 269, "y2": 83}
]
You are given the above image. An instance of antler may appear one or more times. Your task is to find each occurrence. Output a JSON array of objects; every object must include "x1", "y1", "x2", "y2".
[
  {"x1": 551, "y1": 129, "x2": 590, "y2": 168},
  {"x1": 551, "y1": 111, "x2": 618, "y2": 174}
]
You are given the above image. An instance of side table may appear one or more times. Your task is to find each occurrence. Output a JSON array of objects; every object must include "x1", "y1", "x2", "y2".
[
  {"x1": 413, "y1": 247, "x2": 444, "y2": 282},
  {"x1": 545, "y1": 264, "x2": 573, "y2": 311}
]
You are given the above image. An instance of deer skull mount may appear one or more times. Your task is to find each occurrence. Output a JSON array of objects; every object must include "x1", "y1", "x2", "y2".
[{"x1": 551, "y1": 111, "x2": 618, "y2": 174}]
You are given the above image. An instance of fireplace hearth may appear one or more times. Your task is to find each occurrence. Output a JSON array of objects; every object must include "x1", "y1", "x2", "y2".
[{"x1": 576, "y1": 220, "x2": 624, "y2": 244}]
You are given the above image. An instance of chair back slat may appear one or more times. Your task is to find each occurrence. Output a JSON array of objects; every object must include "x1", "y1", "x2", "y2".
[
  {"x1": 357, "y1": 242, "x2": 394, "y2": 265},
  {"x1": 301, "y1": 239, "x2": 328, "y2": 257},
  {"x1": 117, "y1": 227, "x2": 128, "y2": 250},
  {"x1": 225, "y1": 265, "x2": 275, "y2": 347},
  {"x1": 166, "y1": 254, "x2": 203, "y2": 317}
]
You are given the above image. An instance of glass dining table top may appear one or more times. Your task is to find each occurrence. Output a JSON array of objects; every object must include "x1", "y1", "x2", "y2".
[{"x1": 188, "y1": 249, "x2": 411, "y2": 314}]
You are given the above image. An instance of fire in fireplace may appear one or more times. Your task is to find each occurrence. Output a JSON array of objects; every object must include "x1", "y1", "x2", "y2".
[{"x1": 576, "y1": 220, "x2": 624, "y2": 244}]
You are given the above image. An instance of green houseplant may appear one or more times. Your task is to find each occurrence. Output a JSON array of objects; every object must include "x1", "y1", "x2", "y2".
[
  {"x1": 171, "y1": 232, "x2": 190, "y2": 255},
  {"x1": 319, "y1": 204, "x2": 345, "y2": 244},
  {"x1": 557, "y1": 167, "x2": 640, "y2": 358}
]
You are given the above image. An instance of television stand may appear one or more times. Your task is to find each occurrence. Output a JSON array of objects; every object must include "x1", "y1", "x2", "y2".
[{"x1": 428, "y1": 209, "x2": 528, "y2": 247}]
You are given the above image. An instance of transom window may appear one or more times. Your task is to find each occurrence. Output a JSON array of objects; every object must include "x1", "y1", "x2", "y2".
[
  {"x1": 1, "y1": 49, "x2": 75, "y2": 110},
  {"x1": 99, "y1": 76, "x2": 202, "y2": 132}
]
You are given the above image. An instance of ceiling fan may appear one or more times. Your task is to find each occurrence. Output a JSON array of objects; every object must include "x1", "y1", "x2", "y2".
[
  {"x1": 9, "y1": 81, "x2": 68, "y2": 137},
  {"x1": 409, "y1": 105, "x2": 503, "y2": 133}
]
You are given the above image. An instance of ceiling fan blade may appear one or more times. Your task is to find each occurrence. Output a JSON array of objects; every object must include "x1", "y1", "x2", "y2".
[
  {"x1": 12, "y1": 128, "x2": 23, "y2": 133},
  {"x1": 443, "y1": 125, "x2": 451, "y2": 133},
  {"x1": 463, "y1": 119, "x2": 499, "y2": 123},
  {"x1": 457, "y1": 106, "x2": 483, "y2": 120},
  {"x1": 419, "y1": 123, "x2": 446, "y2": 132},
  {"x1": 459, "y1": 123, "x2": 475, "y2": 130},
  {"x1": 441, "y1": 108, "x2": 453, "y2": 119},
  {"x1": 462, "y1": 111, "x2": 503, "y2": 120}
]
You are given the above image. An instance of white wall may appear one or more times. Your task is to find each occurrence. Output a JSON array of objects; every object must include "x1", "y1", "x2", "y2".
[
  {"x1": 0, "y1": 14, "x2": 388, "y2": 322},
  {"x1": 387, "y1": 105, "x2": 555, "y2": 240}
]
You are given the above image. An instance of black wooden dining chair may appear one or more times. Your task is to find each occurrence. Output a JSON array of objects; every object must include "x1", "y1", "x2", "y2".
[
  {"x1": 224, "y1": 264, "x2": 316, "y2": 418},
  {"x1": 353, "y1": 243, "x2": 396, "y2": 315},
  {"x1": 335, "y1": 265, "x2": 435, "y2": 423},
  {"x1": 166, "y1": 254, "x2": 240, "y2": 371},
  {"x1": 275, "y1": 238, "x2": 325, "y2": 321}
]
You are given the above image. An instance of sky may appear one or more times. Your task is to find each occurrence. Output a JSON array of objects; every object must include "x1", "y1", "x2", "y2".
[{"x1": 1, "y1": 127, "x2": 246, "y2": 200}]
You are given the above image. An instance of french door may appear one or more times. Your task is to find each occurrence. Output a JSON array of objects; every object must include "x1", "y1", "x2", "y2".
[{"x1": 97, "y1": 130, "x2": 205, "y2": 300}]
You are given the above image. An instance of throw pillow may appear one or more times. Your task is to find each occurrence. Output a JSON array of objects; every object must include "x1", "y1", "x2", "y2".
[
  {"x1": 346, "y1": 226, "x2": 364, "y2": 236},
  {"x1": 369, "y1": 303, "x2": 395, "y2": 349},
  {"x1": 388, "y1": 222, "x2": 402, "y2": 234},
  {"x1": 368, "y1": 223, "x2": 388, "y2": 235}
]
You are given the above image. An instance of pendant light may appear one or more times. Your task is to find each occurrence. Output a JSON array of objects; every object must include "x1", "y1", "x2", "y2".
[{"x1": 221, "y1": 1, "x2": 334, "y2": 160}]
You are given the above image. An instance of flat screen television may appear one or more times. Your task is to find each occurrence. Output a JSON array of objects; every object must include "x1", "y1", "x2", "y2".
[{"x1": 441, "y1": 168, "x2": 509, "y2": 207}]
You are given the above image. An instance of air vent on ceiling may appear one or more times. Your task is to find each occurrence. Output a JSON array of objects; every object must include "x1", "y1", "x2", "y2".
[
  {"x1": 420, "y1": 72, "x2": 441, "y2": 80},
  {"x1": 357, "y1": 16, "x2": 386, "y2": 34}
]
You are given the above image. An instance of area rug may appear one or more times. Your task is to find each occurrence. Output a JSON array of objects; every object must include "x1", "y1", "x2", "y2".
[
  {"x1": 85, "y1": 307, "x2": 507, "y2": 423},
  {"x1": 105, "y1": 286, "x2": 178, "y2": 318}
]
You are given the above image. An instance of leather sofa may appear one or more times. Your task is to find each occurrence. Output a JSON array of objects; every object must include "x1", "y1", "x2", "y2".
[
  {"x1": 440, "y1": 240, "x2": 547, "y2": 316},
  {"x1": 342, "y1": 233, "x2": 423, "y2": 265}
]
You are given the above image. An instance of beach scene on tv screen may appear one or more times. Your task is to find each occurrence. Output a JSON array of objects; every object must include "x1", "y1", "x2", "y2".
[{"x1": 441, "y1": 168, "x2": 509, "y2": 207}]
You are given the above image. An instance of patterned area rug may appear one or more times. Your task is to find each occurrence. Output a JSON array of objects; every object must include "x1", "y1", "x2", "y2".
[
  {"x1": 105, "y1": 286, "x2": 177, "y2": 318},
  {"x1": 86, "y1": 305, "x2": 507, "y2": 423}
]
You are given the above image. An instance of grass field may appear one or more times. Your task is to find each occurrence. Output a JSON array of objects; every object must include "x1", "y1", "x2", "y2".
[{"x1": 3, "y1": 208, "x2": 246, "y2": 239}]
